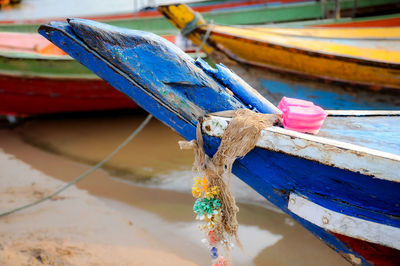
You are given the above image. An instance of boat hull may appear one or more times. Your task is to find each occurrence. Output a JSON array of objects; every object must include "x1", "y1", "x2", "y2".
[
  {"x1": 211, "y1": 57, "x2": 400, "y2": 110},
  {"x1": 202, "y1": 115, "x2": 400, "y2": 265},
  {"x1": 39, "y1": 19, "x2": 400, "y2": 265},
  {"x1": 0, "y1": 0, "x2": 313, "y2": 34},
  {"x1": 334, "y1": 233, "x2": 400, "y2": 265},
  {"x1": 160, "y1": 5, "x2": 400, "y2": 91},
  {"x1": 209, "y1": 28, "x2": 400, "y2": 91},
  {"x1": 0, "y1": 73, "x2": 136, "y2": 116},
  {"x1": 0, "y1": 31, "x2": 204, "y2": 116},
  {"x1": 2, "y1": 0, "x2": 400, "y2": 33}
]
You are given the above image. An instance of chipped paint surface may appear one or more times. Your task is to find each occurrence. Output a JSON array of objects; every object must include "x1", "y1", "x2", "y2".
[
  {"x1": 39, "y1": 19, "x2": 250, "y2": 140},
  {"x1": 288, "y1": 193, "x2": 400, "y2": 250},
  {"x1": 203, "y1": 115, "x2": 400, "y2": 182}
]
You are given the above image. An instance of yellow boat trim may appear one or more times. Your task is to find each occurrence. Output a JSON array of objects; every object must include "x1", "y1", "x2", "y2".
[
  {"x1": 209, "y1": 30, "x2": 400, "y2": 89},
  {"x1": 159, "y1": 4, "x2": 213, "y2": 54},
  {"x1": 210, "y1": 25, "x2": 400, "y2": 64},
  {"x1": 246, "y1": 27, "x2": 400, "y2": 39}
]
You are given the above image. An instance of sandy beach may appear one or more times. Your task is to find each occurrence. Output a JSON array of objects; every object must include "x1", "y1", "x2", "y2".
[{"x1": 0, "y1": 146, "x2": 196, "y2": 265}]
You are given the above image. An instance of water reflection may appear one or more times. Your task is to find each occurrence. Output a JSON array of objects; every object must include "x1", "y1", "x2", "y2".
[{"x1": 175, "y1": 223, "x2": 283, "y2": 265}]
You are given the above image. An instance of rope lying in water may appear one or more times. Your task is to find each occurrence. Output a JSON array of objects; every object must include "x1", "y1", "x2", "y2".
[{"x1": 0, "y1": 114, "x2": 153, "y2": 218}]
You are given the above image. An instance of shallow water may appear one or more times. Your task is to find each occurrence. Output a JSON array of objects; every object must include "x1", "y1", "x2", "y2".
[{"x1": 1, "y1": 111, "x2": 349, "y2": 265}]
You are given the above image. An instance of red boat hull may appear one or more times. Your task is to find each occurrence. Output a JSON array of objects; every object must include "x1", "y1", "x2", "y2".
[
  {"x1": 316, "y1": 17, "x2": 400, "y2": 28},
  {"x1": 333, "y1": 233, "x2": 400, "y2": 265},
  {"x1": 0, "y1": 74, "x2": 137, "y2": 116}
]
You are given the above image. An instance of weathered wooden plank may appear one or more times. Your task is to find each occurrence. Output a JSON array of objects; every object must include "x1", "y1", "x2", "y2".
[{"x1": 203, "y1": 115, "x2": 400, "y2": 181}]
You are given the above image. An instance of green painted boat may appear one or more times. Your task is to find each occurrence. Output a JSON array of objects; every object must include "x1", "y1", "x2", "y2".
[
  {"x1": 1, "y1": 0, "x2": 399, "y2": 34},
  {"x1": 270, "y1": 12, "x2": 400, "y2": 27},
  {"x1": 200, "y1": 0, "x2": 400, "y2": 25},
  {"x1": 0, "y1": 32, "x2": 208, "y2": 116},
  {"x1": 1, "y1": 51, "x2": 93, "y2": 79}
]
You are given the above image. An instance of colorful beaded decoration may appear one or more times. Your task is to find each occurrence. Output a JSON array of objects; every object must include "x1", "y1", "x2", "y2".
[{"x1": 192, "y1": 176, "x2": 229, "y2": 265}]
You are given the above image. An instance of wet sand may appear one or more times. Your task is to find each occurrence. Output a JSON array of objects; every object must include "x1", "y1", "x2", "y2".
[
  {"x1": 0, "y1": 143, "x2": 195, "y2": 265},
  {"x1": 0, "y1": 113, "x2": 349, "y2": 265}
]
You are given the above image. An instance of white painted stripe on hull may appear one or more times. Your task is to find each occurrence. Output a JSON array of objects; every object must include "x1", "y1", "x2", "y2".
[
  {"x1": 202, "y1": 116, "x2": 400, "y2": 182},
  {"x1": 288, "y1": 193, "x2": 400, "y2": 250}
]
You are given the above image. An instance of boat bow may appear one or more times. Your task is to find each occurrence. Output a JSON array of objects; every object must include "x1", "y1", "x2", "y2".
[
  {"x1": 39, "y1": 19, "x2": 278, "y2": 139},
  {"x1": 39, "y1": 19, "x2": 400, "y2": 265}
]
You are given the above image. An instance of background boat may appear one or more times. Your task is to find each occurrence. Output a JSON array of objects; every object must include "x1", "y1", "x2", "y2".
[
  {"x1": 160, "y1": 4, "x2": 400, "y2": 91},
  {"x1": 0, "y1": 32, "x2": 137, "y2": 116},
  {"x1": 1, "y1": 0, "x2": 399, "y2": 33},
  {"x1": 259, "y1": 12, "x2": 400, "y2": 27},
  {"x1": 0, "y1": 31, "x2": 208, "y2": 116},
  {"x1": 0, "y1": 0, "x2": 22, "y2": 9},
  {"x1": 0, "y1": 0, "x2": 310, "y2": 33},
  {"x1": 225, "y1": 63, "x2": 400, "y2": 110},
  {"x1": 39, "y1": 19, "x2": 400, "y2": 265}
]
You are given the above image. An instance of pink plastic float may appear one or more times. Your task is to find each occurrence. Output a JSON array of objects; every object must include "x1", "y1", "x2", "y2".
[{"x1": 278, "y1": 97, "x2": 328, "y2": 134}]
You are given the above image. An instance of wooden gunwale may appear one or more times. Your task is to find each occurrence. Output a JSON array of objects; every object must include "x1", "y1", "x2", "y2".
[{"x1": 203, "y1": 115, "x2": 400, "y2": 182}]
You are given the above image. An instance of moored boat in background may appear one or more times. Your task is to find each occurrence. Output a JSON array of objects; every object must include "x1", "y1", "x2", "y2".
[
  {"x1": 39, "y1": 18, "x2": 400, "y2": 265},
  {"x1": 0, "y1": 0, "x2": 22, "y2": 9},
  {"x1": 308, "y1": 13, "x2": 400, "y2": 27},
  {"x1": 1, "y1": 0, "x2": 399, "y2": 33},
  {"x1": 262, "y1": 12, "x2": 400, "y2": 27},
  {"x1": 160, "y1": 4, "x2": 400, "y2": 91},
  {"x1": 0, "y1": 31, "x2": 206, "y2": 116},
  {"x1": 0, "y1": 32, "x2": 137, "y2": 116},
  {"x1": 0, "y1": 0, "x2": 311, "y2": 33}
]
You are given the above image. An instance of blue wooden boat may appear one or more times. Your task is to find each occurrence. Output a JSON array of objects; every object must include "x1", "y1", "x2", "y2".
[{"x1": 38, "y1": 19, "x2": 400, "y2": 265}]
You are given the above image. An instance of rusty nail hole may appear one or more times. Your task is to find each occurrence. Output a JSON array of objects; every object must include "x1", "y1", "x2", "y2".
[
  {"x1": 289, "y1": 198, "x2": 295, "y2": 205},
  {"x1": 322, "y1": 216, "x2": 329, "y2": 225}
]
